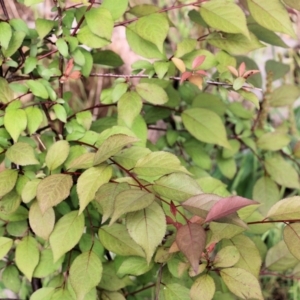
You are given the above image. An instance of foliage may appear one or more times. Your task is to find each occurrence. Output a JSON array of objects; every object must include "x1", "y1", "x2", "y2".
[{"x1": 0, "y1": 0, "x2": 300, "y2": 299}]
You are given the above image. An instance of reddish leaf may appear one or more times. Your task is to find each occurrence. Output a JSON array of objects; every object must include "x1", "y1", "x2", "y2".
[
  {"x1": 227, "y1": 66, "x2": 239, "y2": 77},
  {"x1": 188, "y1": 75, "x2": 203, "y2": 89},
  {"x1": 170, "y1": 201, "x2": 177, "y2": 216},
  {"x1": 205, "y1": 196, "x2": 258, "y2": 223},
  {"x1": 176, "y1": 223, "x2": 206, "y2": 273},
  {"x1": 192, "y1": 55, "x2": 206, "y2": 69},
  {"x1": 69, "y1": 70, "x2": 81, "y2": 80},
  {"x1": 195, "y1": 70, "x2": 208, "y2": 76},
  {"x1": 64, "y1": 58, "x2": 75, "y2": 76},
  {"x1": 238, "y1": 62, "x2": 246, "y2": 77},
  {"x1": 180, "y1": 71, "x2": 192, "y2": 83},
  {"x1": 243, "y1": 70, "x2": 260, "y2": 79}
]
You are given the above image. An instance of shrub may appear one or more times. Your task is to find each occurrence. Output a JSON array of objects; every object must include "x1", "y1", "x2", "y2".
[{"x1": 0, "y1": 0, "x2": 300, "y2": 299}]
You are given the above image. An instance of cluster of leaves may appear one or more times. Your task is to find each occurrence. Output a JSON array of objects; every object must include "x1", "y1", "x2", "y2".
[{"x1": 0, "y1": 0, "x2": 300, "y2": 299}]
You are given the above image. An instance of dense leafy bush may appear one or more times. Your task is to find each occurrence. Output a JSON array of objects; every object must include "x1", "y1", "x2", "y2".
[{"x1": 1, "y1": 0, "x2": 300, "y2": 299}]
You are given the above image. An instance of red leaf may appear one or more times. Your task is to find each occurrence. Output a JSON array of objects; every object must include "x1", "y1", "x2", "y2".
[
  {"x1": 243, "y1": 70, "x2": 260, "y2": 79},
  {"x1": 180, "y1": 71, "x2": 192, "y2": 83},
  {"x1": 69, "y1": 70, "x2": 81, "y2": 79},
  {"x1": 176, "y1": 223, "x2": 206, "y2": 273},
  {"x1": 170, "y1": 201, "x2": 177, "y2": 216},
  {"x1": 64, "y1": 58, "x2": 74, "y2": 76},
  {"x1": 238, "y1": 62, "x2": 246, "y2": 77},
  {"x1": 205, "y1": 196, "x2": 258, "y2": 223},
  {"x1": 192, "y1": 55, "x2": 206, "y2": 69},
  {"x1": 195, "y1": 70, "x2": 208, "y2": 76}
]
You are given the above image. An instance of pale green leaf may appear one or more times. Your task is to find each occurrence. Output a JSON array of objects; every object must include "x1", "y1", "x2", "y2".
[
  {"x1": 265, "y1": 155, "x2": 300, "y2": 189},
  {"x1": 213, "y1": 246, "x2": 240, "y2": 268},
  {"x1": 110, "y1": 190, "x2": 155, "y2": 225},
  {"x1": 153, "y1": 173, "x2": 202, "y2": 202},
  {"x1": 247, "y1": 0, "x2": 296, "y2": 38},
  {"x1": 2, "y1": 265, "x2": 21, "y2": 293},
  {"x1": 77, "y1": 165, "x2": 112, "y2": 214},
  {"x1": 269, "y1": 85, "x2": 300, "y2": 107},
  {"x1": 56, "y1": 38, "x2": 69, "y2": 57},
  {"x1": 136, "y1": 83, "x2": 168, "y2": 105},
  {"x1": 126, "y1": 201, "x2": 166, "y2": 263},
  {"x1": 190, "y1": 274, "x2": 215, "y2": 300},
  {"x1": 163, "y1": 283, "x2": 190, "y2": 300},
  {"x1": 117, "y1": 256, "x2": 152, "y2": 277},
  {"x1": 153, "y1": 61, "x2": 169, "y2": 79},
  {"x1": 217, "y1": 156, "x2": 236, "y2": 179},
  {"x1": 29, "y1": 201, "x2": 55, "y2": 240},
  {"x1": 35, "y1": 18, "x2": 56, "y2": 39},
  {"x1": 36, "y1": 174, "x2": 73, "y2": 214},
  {"x1": 94, "y1": 134, "x2": 139, "y2": 166},
  {"x1": 30, "y1": 287, "x2": 55, "y2": 300},
  {"x1": 0, "y1": 22, "x2": 12, "y2": 49},
  {"x1": 220, "y1": 268, "x2": 263, "y2": 300},
  {"x1": 25, "y1": 106, "x2": 44, "y2": 134},
  {"x1": 0, "y1": 169, "x2": 18, "y2": 198},
  {"x1": 45, "y1": 140, "x2": 70, "y2": 171},
  {"x1": 26, "y1": 79, "x2": 49, "y2": 99},
  {"x1": 2, "y1": 31, "x2": 25, "y2": 57},
  {"x1": 49, "y1": 211, "x2": 84, "y2": 262},
  {"x1": 99, "y1": 224, "x2": 145, "y2": 257},
  {"x1": 6, "y1": 142, "x2": 39, "y2": 166},
  {"x1": 24, "y1": 0, "x2": 43, "y2": 5},
  {"x1": 200, "y1": 1, "x2": 249, "y2": 38},
  {"x1": 0, "y1": 78, "x2": 14, "y2": 104},
  {"x1": 4, "y1": 109, "x2": 27, "y2": 142},
  {"x1": 257, "y1": 131, "x2": 290, "y2": 151},
  {"x1": 0, "y1": 237, "x2": 13, "y2": 260},
  {"x1": 283, "y1": 0, "x2": 300, "y2": 9},
  {"x1": 267, "y1": 196, "x2": 300, "y2": 220},
  {"x1": 101, "y1": 0, "x2": 128, "y2": 20},
  {"x1": 77, "y1": 26, "x2": 110, "y2": 49},
  {"x1": 67, "y1": 153, "x2": 95, "y2": 170},
  {"x1": 182, "y1": 108, "x2": 230, "y2": 148},
  {"x1": 21, "y1": 179, "x2": 41, "y2": 203},
  {"x1": 283, "y1": 223, "x2": 300, "y2": 260},
  {"x1": 69, "y1": 251, "x2": 102, "y2": 300},
  {"x1": 135, "y1": 13, "x2": 169, "y2": 53},
  {"x1": 15, "y1": 236, "x2": 40, "y2": 281},
  {"x1": 53, "y1": 104, "x2": 67, "y2": 123}
]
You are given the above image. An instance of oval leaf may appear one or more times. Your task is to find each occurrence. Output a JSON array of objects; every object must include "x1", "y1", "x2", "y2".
[
  {"x1": 136, "y1": 83, "x2": 168, "y2": 105},
  {"x1": 45, "y1": 140, "x2": 70, "y2": 171},
  {"x1": 6, "y1": 142, "x2": 39, "y2": 166}
]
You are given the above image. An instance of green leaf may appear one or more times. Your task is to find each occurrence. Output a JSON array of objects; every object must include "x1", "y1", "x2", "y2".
[
  {"x1": 45, "y1": 140, "x2": 70, "y2": 171},
  {"x1": 101, "y1": 0, "x2": 128, "y2": 20},
  {"x1": 217, "y1": 156, "x2": 236, "y2": 179},
  {"x1": 220, "y1": 268, "x2": 263, "y2": 300},
  {"x1": 35, "y1": 18, "x2": 55, "y2": 39},
  {"x1": 31, "y1": 287, "x2": 55, "y2": 300},
  {"x1": 118, "y1": 92, "x2": 142, "y2": 128},
  {"x1": 283, "y1": 0, "x2": 300, "y2": 9},
  {"x1": 77, "y1": 26, "x2": 110, "y2": 49},
  {"x1": 29, "y1": 201, "x2": 55, "y2": 240},
  {"x1": 207, "y1": 32, "x2": 264, "y2": 55},
  {"x1": 0, "y1": 78, "x2": 14, "y2": 104},
  {"x1": 163, "y1": 283, "x2": 190, "y2": 300},
  {"x1": 269, "y1": 85, "x2": 300, "y2": 107},
  {"x1": 69, "y1": 251, "x2": 102, "y2": 300},
  {"x1": 213, "y1": 246, "x2": 240, "y2": 268},
  {"x1": 117, "y1": 256, "x2": 152, "y2": 277},
  {"x1": 27, "y1": 79, "x2": 49, "y2": 99},
  {"x1": 126, "y1": 201, "x2": 166, "y2": 263},
  {"x1": 4, "y1": 109, "x2": 27, "y2": 142},
  {"x1": 67, "y1": 153, "x2": 95, "y2": 171},
  {"x1": 93, "y1": 50, "x2": 124, "y2": 68},
  {"x1": 0, "y1": 237, "x2": 13, "y2": 259},
  {"x1": 0, "y1": 22, "x2": 12, "y2": 49},
  {"x1": 24, "y1": 57, "x2": 37, "y2": 74},
  {"x1": 56, "y1": 38, "x2": 69, "y2": 57},
  {"x1": 247, "y1": 0, "x2": 296, "y2": 38},
  {"x1": 257, "y1": 131, "x2": 290, "y2": 151},
  {"x1": 136, "y1": 83, "x2": 168, "y2": 105},
  {"x1": 200, "y1": 1, "x2": 249, "y2": 38},
  {"x1": 265, "y1": 155, "x2": 300, "y2": 189},
  {"x1": 190, "y1": 274, "x2": 215, "y2": 300},
  {"x1": 153, "y1": 173, "x2": 202, "y2": 202},
  {"x1": 153, "y1": 61, "x2": 169, "y2": 79},
  {"x1": 0, "y1": 169, "x2": 18, "y2": 198},
  {"x1": 265, "y1": 60, "x2": 290, "y2": 80},
  {"x1": 6, "y1": 142, "x2": 39, "y2": 166},
  {"x1": 24, "y1": 0, "x2": 43, "y2": 5},
  {"x1": 175, "y1": 38, "x2": 197, "y2": 58},
  {"x1": 233, "y1": 77, "x2": 246, "y2": 90},
  {"x1": 15, "y1": 236, "x2": 40, "y2": 281},
  {"x1": 99, "y1": 224, "x2": 145, "y2": 257},
  {"x1": 266, "y1": 196, "x2": 300, "y2": 220},
  {"x1": 2, "y1": 31, "x2": 26, "y2": 57},
  {"x1": 25, "y1": 106, "x2": 44, "y2": 134},
  {"x1": 283, "y1": 223, "x2": 300, "y2": 260},
  {"x1": 21, "y1": 179, "x2": 41, "y2": 203},
  {"x1": 253, "y1": 176, "x2": 280, "y2": 215},
  {"x1": 77, "y1": 165, "x2": 112, "y2": 214},
  {"x1": 135, "y1": 13, "x2": 169, "y2": 53},
  {"x1": 36, "y1": 174, "x2": 73, "y2": 214},
  {"x1": 53, "y1": 104, "x2": 67, "y2": 123},
  {"x1": 95, "y1": 182, "x2": 130, "y2": 223},
  {"x1": 49, "y1": 211, "x2": 84, "y2": 262},
  {"x1": 182, "y1": 108, "x2": 230, "y2": 148},
  {"x1": 110, "y1": 189, "x2": 155, "y2": 225},
  {"x1": 94, "y1": 134, "x2": 139, "y2": 166},
  {"x1": 133, "y1": 151, "x2": 190, "y2": 177},
  {"x1": 85, "y1": 7, "x2": 113, "y2": 40},
  {"x1": 2, "y1": 265, "x2": 21, "y2": 293}
]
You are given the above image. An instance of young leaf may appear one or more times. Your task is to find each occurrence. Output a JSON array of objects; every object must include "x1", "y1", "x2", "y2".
[
  {"x1": 220, "y1": 268, "x2": 263, "y2": 300},
  {"x1": 94, "y1": 134, "x2": 138, "y2": 166},
  {"x1": 0, "y1": 237, "x2": 13, "y2": 260},
  {"x1": 99, "y1": 224, "x2": 145, "y2": 257},
  {"x1": 136, "y1": 83, "x2": 168, "y2": 105},
  {"x1": 0, "y1": 169, "x2": 18, "y2": 198},
  {"x1": 29, "y1": 201, "x2": 55, "y2": 240},
  {"x1": 6, "y1": 142, "x2": 39, "y2": 166},
  {"x1": 176, "y1": 223, "x2": 206, "y2": 273},
  {"x1": 205, "y1": 196, "x2": 258, "y2": 222},
  {"x1": 36, "y1": 174, "x2": 73, "y2": 214},
  {"x1": 15, "y1": 236, "x2": 40, "y2": 281},
  {"x1": 49, "y1": 211, "x2": 84, "y2": 262},
  {"x1": 0, "y1": 78, "x2": 14, "y2": 104},
  {"x1": 69, "y1": 251, "x2": 102, "y2": 300},
  {"x1": 126, "y1": 201, "x2": 166, "y2": 263},
  {"x1": 45, "y1": 140, "x2": 70, "y2": 171},
  {"x1": 283, "y1": 223, "x2": 300, "y2": 260},
  {"x1": 182, "y1": 108, "x2": 230, "y2": 148},
  {"x1": 4, "y1": 109, "x2": 27, "y2": 142},
  {"x1": 267, "y1": 196, "x2": 300, "y2": 220},
  {"x1": 77, "y1": 165, "x2": 112, "y2": 214},
  {"x1": 190, "y1": 274, "x2": 215, "y2": 300},
  {"x1": 109, "y1": 190, "x2": 155, "y2": 225}
]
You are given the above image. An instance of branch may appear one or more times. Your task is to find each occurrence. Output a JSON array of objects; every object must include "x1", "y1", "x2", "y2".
[{"x1": 247, "y1": 219, "x2": 300, "y2": 225}]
